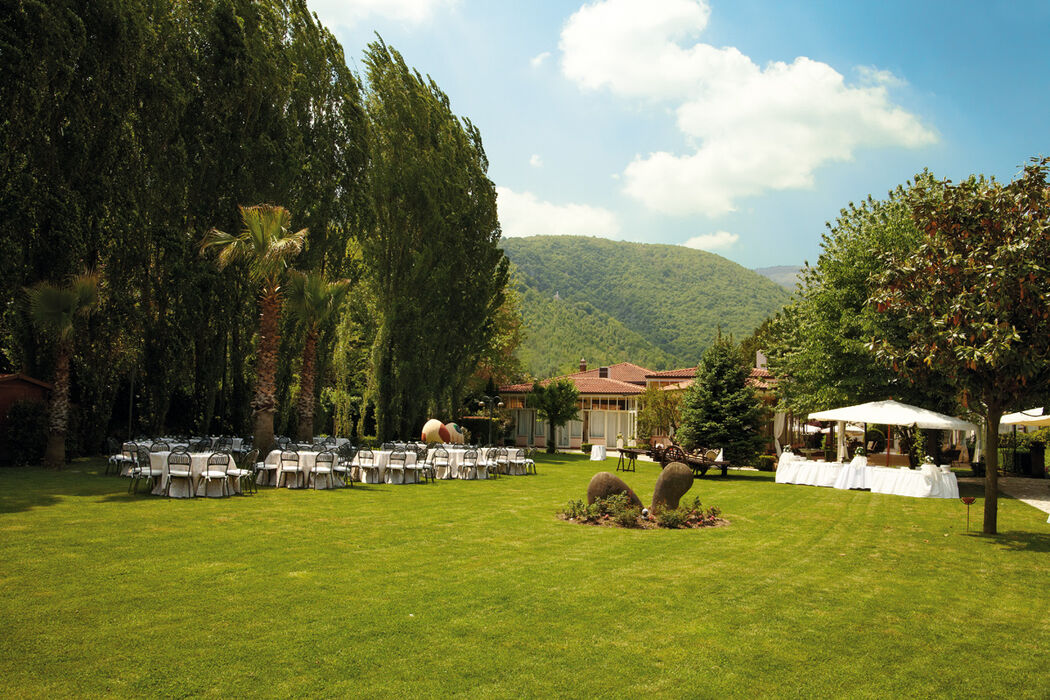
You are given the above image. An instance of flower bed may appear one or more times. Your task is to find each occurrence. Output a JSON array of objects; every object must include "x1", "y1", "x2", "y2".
[{"x1": 558, "y1": 493, "x2": 727, "y2": 529}]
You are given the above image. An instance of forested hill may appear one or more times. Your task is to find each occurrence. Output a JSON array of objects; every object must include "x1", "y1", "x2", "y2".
[{"x1": 501, "y1": 236, "x2": 790, "y2": 378}]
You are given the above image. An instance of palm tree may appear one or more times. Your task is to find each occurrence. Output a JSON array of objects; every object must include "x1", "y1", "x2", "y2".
[
  {"x1": 285, "y1": 270, "x2": 351, "y2": 441},
  {"x1": 25, "y1": 271, "x2": 100, "y2": 469},
  {"x1": 200, "y1": 205, "x2": 306, "y2": 452}
]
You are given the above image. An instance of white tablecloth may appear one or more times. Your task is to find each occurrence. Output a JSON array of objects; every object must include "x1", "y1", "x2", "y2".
[
  {"x1": 590, "y1": 445, "x2": 607, "y2": 461},
  {"x1": 263, "y1": 450, "x2": 342, "y2": 489},
  {"x1": 775, "y1": 454, "x2": 842, "y2": 486},
  {"x1": 833, "y1": 455, "x2": 870, "y2": 490},
  {"x1": 778, "y1": 455, "x2": 959, "y2": 499},
  {"x1": 868, "y1": 465, "x2": 959, "y2": 499},
  {"x1": 150, "y1": 451, "x2": 241, "y2": 498},
  {"x1": 351, "y1": 450, "x2": 418, "y2": 484}
]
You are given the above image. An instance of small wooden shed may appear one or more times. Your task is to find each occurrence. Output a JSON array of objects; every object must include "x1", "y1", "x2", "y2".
[{"x1": 0, "y1": 373, "x2": 53, "y2": 423}]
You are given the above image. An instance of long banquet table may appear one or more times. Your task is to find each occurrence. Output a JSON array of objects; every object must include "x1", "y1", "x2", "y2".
[{"x1": 776, "y1": 454, "x2": 959, "y2": 499}]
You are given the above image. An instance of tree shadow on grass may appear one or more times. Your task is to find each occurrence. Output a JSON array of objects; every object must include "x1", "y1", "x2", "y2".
[
  {"x1": 0, "y1": 465, "x2": 118, "y2": 514},
  {"x1": 969, "y1": 530, "x2": 1050, "y2": 553}
]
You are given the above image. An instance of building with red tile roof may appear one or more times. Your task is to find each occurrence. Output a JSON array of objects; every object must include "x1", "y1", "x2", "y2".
[
  {"x1": 500, "y1": 359, "x2": 647, "y2": 450},
  {"x1": 499, "y1": 356, "x2": 778, "y2": 450}
]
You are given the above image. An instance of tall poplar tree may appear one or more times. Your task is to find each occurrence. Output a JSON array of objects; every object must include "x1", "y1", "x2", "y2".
[{"x1": 361, "y1": 38, "x2": 508, "y2": 440}]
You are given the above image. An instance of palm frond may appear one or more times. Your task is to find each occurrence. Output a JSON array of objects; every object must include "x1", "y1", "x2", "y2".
[
  {"x1": 70, "y1": 271, "x2": 100, "y2": 315},
  {"x1": 25, "y1": 271, "x2": 99, "y2": 341},
  {"x1": 284, "y1": 270, "x2": 351, "y2": 326},
  {"x1": 199, "y1": 228, "x2": 243, "y2": 269},
  {"x1": 264, "y1": 228, "x2": 307, "y2": 265}
]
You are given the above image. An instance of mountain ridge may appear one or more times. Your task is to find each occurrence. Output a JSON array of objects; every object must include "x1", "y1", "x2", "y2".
[{"x1": 501, "y1": 236, "x2": 789, "y2": 378}]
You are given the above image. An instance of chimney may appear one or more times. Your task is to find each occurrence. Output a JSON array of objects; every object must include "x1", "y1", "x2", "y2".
[
  {"x1": 579, "y1": 358, "x2": 587, "y2": 373},
  {"x1": 599, "y1": 366, "x2": 609, "y2": 378},
  {"x1": 756, "y1": 350, "x2": 768, "y2": 369}
]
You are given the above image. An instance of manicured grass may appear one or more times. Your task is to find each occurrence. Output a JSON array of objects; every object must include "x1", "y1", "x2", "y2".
[{"x1": 1, "y1": 454, "x2": 1048, "y2": 698}]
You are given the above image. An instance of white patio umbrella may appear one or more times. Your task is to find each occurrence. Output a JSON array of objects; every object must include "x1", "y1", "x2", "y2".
[
  {"x1": 808, "y1": 400, "x2": 976, "y2": 465},
  {"x1": 1000, "y1": 407, "x2": 1050, "y2": 427}
]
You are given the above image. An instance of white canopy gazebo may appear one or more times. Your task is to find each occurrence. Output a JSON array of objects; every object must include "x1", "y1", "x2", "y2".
[
  {"x1": 808, "y1": 400, "x2": 976, "y2": 463},
  {"x1": 1000, "y1": 407, "x2": 1050, "y2": 428}
]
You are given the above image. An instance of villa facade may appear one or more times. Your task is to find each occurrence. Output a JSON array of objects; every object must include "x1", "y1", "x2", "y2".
[
  {"x1": 501, "y1": 355, "x2": 779, "y2": 450},
  {"x1": 499, "y1": 361, "x2": 650, "y2": 450}
]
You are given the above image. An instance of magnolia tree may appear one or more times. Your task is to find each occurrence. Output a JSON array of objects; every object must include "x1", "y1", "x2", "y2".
[
  {"x1": 871, "y1": 158, "x2": 1050, "y2": 534},
  {"x1": 530, "y1": 378, "x2": 580, "y2": 454}
]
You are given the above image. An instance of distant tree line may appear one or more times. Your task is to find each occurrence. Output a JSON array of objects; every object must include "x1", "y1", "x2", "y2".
[{"x1": 0, "y1": 0, "x2": 514, "y2": 453}]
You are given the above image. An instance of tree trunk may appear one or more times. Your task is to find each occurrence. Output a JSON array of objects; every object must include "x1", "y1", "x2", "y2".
[
  {"x1": 253, "y1": 291, "x2": 282, "y2": 452},
  {"x1": 43, "y1": 346, "x2": 71, "y2": 469},
  {"x1": 296, "y1": 328, "x2": 318, "y2": 442},
  {"x1": 983, "y1": 408, "x2": 1002, "y2": 535},
  {"x1": 547, "y1": 420, "x2": 556, "y2": 453}
]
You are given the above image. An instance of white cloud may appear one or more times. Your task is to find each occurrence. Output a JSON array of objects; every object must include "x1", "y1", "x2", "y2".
[
  {"x1": 530, "y1": 51, "x2": 552, "y2": 68},
  {"x1": 856, "y1": 65, "x2": 906, "y2": 87},
  {"x1": 682, "y1": 231, "x2": 738, "y2": 251},
  {"x1": 497, "y1": 187, "x2": 620, "y2": 239},
  {"x1": 559, "y1": 0, "x2": 936, "y2": 216},
  {"x1": 529, "y1": 154, "x2": 544, "y2": 168},
  {"x1": 307, "y1": 0, "x2": 457, "y2": 28}
]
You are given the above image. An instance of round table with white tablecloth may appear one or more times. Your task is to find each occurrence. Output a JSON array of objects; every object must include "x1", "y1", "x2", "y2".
[
  {"x1": 590, "y1": 444, "x2": 607, "y2": 461},
  {"x1": 350, "y1": 449, "x2": 418, "y2": 484},
  {"x1": 262, "y1": 450, "x2": 344, "y2": 489},
  {"x1": 149, "y1": 451, "x2": 241, "y2": 498}
]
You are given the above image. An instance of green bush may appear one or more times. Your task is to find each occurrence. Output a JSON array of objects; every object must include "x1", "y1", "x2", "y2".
[
  {"x1": 614, "y1": 506, "x2": 642, "y2": 528},
  {"x1": 1, "y1": 400, "x2": 49, "y2": 466},
  {"x1": 655, "y1": 508, "x2": 687, "y2": 529},
  {"x1": 755, "y1": 454, "x2": 775, "y2": 471},
  {"x1": 580, "y1": 442, "x2": 593, "y2": 454}
]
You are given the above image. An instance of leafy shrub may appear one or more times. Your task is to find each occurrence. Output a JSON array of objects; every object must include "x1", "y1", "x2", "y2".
[
  {"x1": 1, "y1": 400, "x2": 48, "y2": 466},
  {"x1": 755, "y1": 454, "x2": 775, "y2": 471},
  {"x1": 654, "y1": 497, "x2": 723, "y2": 529},
  {"x1": 656, "y1": 508, "x2": 687, "y2": 529},
  {"x1": 561, "y1": 492, "x2": 635, "y2": 524},
  {"x1": 357, "y1": 435, "x2": 379, "y2": 449},
  {"x1": 614, "y1": 506, "x2": 642, "y2": 528},
  {"x1": 562, "y1": 492, "x2": 724, "y2": 529},
  {"x1": 580, "y1": 442, "x2": 592, "y2": 454}
]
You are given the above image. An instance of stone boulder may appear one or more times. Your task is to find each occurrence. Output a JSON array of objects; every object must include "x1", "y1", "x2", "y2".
[
  {"x1": 586, "y1": 472, "x2": 642, "y2": 507},
  {"x1": 651, "y1": 462, "x2": 694, "y2": 510}
]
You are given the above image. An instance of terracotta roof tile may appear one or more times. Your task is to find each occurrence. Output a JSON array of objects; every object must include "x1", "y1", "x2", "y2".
[
  {"x1": 575, "y1": 361, "x2": 652, "y2": 384},
  {"x1": 500, "y1": 375, "x2": 644, "y2": 395},
  {"x1": 646, "y1": 366, "x2": 697, "y2": 379}
]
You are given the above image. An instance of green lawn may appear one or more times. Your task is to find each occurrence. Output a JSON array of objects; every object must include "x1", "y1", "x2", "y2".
[{"x1": 1, "y1": 454, "x2": 1048, "y2": 698}]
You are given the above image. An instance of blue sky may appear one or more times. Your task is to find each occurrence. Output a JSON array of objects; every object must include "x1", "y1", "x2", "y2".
[{"x1": 309, "y1": 0, "x2": 1049, "y2": 268}]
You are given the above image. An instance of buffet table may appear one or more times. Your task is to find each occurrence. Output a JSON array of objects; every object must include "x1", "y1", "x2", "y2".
[
  {"x1": 775, "y1": 455, "x2": 843, "y2": 487},
  {"x1": 776, "y1": 453, "x2": 959, "y2": 499}
]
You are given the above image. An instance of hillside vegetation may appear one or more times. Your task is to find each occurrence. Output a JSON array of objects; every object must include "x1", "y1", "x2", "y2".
[{"x1": 502, "y1": 236, "x2": 790, "y2": 378}]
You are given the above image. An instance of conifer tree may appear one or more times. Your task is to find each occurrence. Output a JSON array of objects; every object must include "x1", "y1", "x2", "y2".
[{"x1": 678, "y1": 336, "x2": 764, "y2": 465}]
